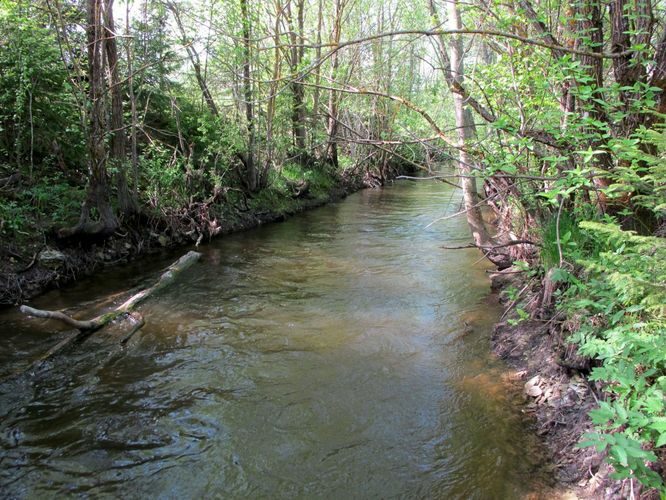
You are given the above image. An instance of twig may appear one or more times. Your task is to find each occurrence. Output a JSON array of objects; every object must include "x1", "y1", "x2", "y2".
[
  {"x1": 18, "y1": 247, "x2": 43, "y2": 273},
  {"x1": 441, "y1": 239, "x2": 541, "y2": 250},
  {"x1": 119, "y1": 313, "x2": 145, "y2": 344},
  {"x1": 556, "y1": 196, "x2": 565, "y2": 268},
  {"x1": 499, "y1": 281, "x2": 532, "y2": 321}
]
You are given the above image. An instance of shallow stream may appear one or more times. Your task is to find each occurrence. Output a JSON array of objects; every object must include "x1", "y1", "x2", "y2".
[{"x1": 0, "y1": 180, "x2": 548, "y2": 497}]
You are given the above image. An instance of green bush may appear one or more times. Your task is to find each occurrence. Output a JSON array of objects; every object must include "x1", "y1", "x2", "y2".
[
  {"x1": 0, "y1": 174, "x2": 83, "y2": 237},
  {"x1": 540, "y1": 211, "x2": 587, "y2": 270},
  {"x1": 0, "y1": 199, "x2": 29, "y2": 235},
  {"x1": 565, "y1": 222, "x2": 666, "y2": 491}
]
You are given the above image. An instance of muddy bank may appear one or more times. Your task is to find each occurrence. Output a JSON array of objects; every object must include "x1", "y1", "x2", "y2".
[
  {"x1": 489, "y1": 269, "x2": 654, "y2": 499},
  {"x1": 0, "y1": 173, "x2": 377, "y2": 306}
]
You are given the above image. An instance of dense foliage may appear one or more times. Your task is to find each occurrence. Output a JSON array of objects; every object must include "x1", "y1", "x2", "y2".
[{"x1": 0, "y1": 0, "x2": 664, "y2": 491}]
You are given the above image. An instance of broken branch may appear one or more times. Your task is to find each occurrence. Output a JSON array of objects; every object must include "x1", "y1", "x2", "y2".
[
  {"x1": 5, "y1": 251, "x2": 202, "y2": 383},
  {"x1": 441, "y1": 239, "x2": 541, "y2": 250}
]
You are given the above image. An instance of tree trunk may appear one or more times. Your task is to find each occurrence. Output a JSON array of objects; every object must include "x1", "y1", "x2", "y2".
[
  {"x1": 652, "y1": 30, "x2": 666, "y2": 117},
  {"x1": 104, "y1": 0, "x2": 138, "y2": 216},
  {"x1": 312, "y1": 0, "x2": 323, "y2": 146},
  {"x1": 167, "y1": 0, "x2": 219, "y2": 117},
  {"x1": 240, "y1": 0, "x2": 258, "y2": 191},
  {"x1": 59, "y1": 0, "x2": 118, "y2": 238},
  {"x1": 445, "y1": 0, "x2": 511, "y2": 269},
  {"x1": 325, "y1": 0, "x2": 343, "y2": 167},
  {"x1": 609, "y1": 0, "x2": 650, "y2": 134},
  {"x1": 287, "y1": 0, "x2": 307, "y2": 153},
  {"x1": 125, "y1": 0, "x2": 139, "y2": 201},
  {"x1": 265, "y1": 0, "x2": 283, "y2": 167}
]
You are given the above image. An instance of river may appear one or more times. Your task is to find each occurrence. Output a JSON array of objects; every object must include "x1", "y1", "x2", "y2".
[{"x1": 0, "y1": 180, "x2": 549, "y2": 498}]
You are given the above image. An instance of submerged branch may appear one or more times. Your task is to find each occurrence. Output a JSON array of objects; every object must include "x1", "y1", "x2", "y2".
[
  {"x1": 5, "y1": 252, "x2": 202, "y2": 383},
  {"x1": 20, "y1": 251, "x2": 201, "y2": 332}
]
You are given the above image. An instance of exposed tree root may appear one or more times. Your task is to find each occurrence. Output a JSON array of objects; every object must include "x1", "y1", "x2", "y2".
[{"x1": 440, "y1": 239, "x2": 541, "y2": 250}]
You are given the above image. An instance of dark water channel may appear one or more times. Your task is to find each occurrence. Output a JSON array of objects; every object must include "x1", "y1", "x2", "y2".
[{"x1": 0, "y1": 181, "x2": 548, "y2": 498}]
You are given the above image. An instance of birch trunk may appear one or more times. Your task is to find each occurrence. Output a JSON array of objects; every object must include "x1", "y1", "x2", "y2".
[{"x1": 445, "y1": 0, "x2": 511, "y2": 268}]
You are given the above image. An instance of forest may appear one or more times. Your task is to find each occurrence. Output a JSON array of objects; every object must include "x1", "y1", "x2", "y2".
[{"x1": 0, "y1": 0, "x2": 665, "y2": 496}]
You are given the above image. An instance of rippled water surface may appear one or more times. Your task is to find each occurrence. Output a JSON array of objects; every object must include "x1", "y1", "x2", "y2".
[{"x1": 0, "y1": 181, "x2": 548, "y2": 498}]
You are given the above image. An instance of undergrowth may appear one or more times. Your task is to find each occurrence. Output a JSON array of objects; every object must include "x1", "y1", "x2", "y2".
[
  {"x1": 0, "y1": 174, "x2": 83, "y2": 238},
  {"x1": 544, "y1": 217, "x2": 666, "y2": 491}
]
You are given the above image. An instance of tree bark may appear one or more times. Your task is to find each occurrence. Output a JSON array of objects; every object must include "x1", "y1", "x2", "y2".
[
  {"x1": 240, "y1": 0, "x2": 258, "y2": 190},
  {"x1": 265, "y1": 0, "x2": 284, "y2": 169},
  {"x1": 609, "y1": 0, "x2": 650, "y2": 133},
  {"x1": 59, "y1": 0, "x2": 119, "y2": 238},
  {"x1": 125, "y1": 0, "x2": 139, "y2": 200},
  {"x1": 312, "y1": 0, "x2": 324, "y2": 142},
  {"x1": 104, "y1": 0, "x2": 139, "y2": 216},
  {"x1": 287, "y1": 0, "x2": 307, "y2": 153},
  {"x1": 652, "y1": 30, "x2": 666, "y2": 116},
  {"x1": 445, "y1": 0, "x2": 512, "y2": 268},
  {"x1": 326, "y1": 0, "x2": 344, "y2": 167}
]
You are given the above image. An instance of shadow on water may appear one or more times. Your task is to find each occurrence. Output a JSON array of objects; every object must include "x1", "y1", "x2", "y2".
[{"x1": 0, "y1": 180, "x2": 553, "y2": 498}]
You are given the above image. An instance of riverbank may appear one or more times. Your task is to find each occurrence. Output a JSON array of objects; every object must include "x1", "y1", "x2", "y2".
[
  {"x1": 488, "y1": 269, "x2": 657, "y2": 499},
  {"x1": 0, "y1": 167, "x2": 389, "y2": 306}
]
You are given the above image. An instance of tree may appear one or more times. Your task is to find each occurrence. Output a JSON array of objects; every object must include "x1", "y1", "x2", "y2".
[
  {"x1": 60, "y1": 0, "x2": 119, "y2": 237},
  {"x1": 104, "y1": 0, "x2": 139, "y2": 216},
  {"x1": 325, "y1": 0, "x2": 345, "y2": 167},
  {"x1": 240, "y1": 0, "x2": 259, "y2": 190},
  {"x1": 286, "y1": 0, "x2": 307, "y2": 153}
]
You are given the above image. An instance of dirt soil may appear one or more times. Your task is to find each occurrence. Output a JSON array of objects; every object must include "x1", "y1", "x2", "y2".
[{"x1": 489, "y1": 269, "x2": 660, "y2": 499}]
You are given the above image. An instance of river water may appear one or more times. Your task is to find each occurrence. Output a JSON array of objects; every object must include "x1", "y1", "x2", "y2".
[{"x1": 0, "y1": 180, "x2": 548, "y2": 498}]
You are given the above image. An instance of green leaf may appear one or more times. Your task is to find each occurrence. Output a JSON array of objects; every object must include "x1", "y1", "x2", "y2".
[
  {"x1": 611, "y1": 445, "x2": 629, "y2": 467},
  {"x1": 656, "y1": 433, "x2": 666, "y2": 448}
]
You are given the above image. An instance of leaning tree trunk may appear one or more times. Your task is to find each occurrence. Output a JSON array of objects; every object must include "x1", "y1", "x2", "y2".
[
  {"x1": 59, "y1": 0, "x2": 119, "y2": 238},
  {"x1": 167, "y1": 0, "x2": 219, "y2": 117},
  {"x1": 446, "y1": 0, "x2": 512, "y2": 269}
]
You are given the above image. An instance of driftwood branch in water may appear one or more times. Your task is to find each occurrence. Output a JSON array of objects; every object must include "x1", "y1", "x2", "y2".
[
  {"x1": 120, "y1": 312, "x2": 145, "y2": 344},
  {"x1": 440, "y1": 239, "x2": 541, "y2": 250},
  {"x1": 7, "y1": 251, "x2": 201, "y2": 382},
  {"x1": 20, "y1": 251, "x2": 201, "y2": 332},
  {"x1": 19, "y1": 306, "x2": 99, "y2": 330}
]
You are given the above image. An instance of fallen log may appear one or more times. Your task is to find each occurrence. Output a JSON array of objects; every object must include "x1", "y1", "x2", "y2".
[
  {"x1": 7, "y1": 251, "x2": 201, "y2": 382},
  {"x1": 20, "y1": 250, "x2": 201, "y2": 332}
]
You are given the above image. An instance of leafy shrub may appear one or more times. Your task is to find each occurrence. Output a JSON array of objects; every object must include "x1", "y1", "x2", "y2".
[
  {"x1": 0, "y1": 199, "x2": 29, "y2": 235},
  {"x1": 28, "y1": 175, "x2": 84, "y2": 226},
  {"x1": 140, "y1": 145, "x2": 189, "y2": 210},
  {"x1": 540, "y1": 211, "x2": 587, "y2": 270},
  {"x1": 0, "y1": 174, "x2": 83, "y2": 236},
  {"x1": 564, "y1": 222, "x2": 666, "y2": 491}
]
